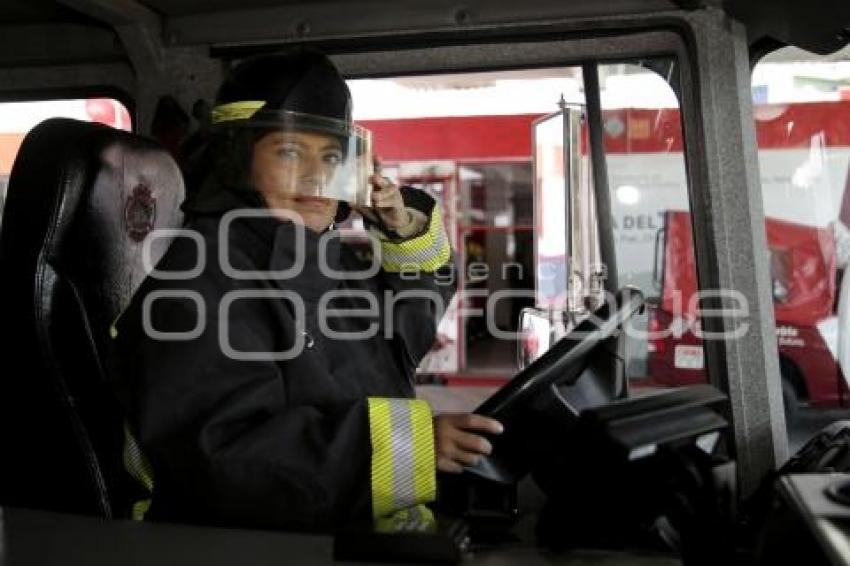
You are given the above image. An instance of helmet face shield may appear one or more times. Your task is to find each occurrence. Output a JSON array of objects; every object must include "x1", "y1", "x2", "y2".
[{"x1": 213, "y1": 105, "x2": 373, "y2": 207}]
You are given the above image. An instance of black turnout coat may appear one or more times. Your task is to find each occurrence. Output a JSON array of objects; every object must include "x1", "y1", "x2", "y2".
[{"x1": 109, "y1": 186, "x2": 455, "y2": 530}]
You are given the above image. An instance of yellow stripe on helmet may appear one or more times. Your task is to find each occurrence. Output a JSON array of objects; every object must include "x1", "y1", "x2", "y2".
[{"x1": 210, "y1": 101, "x2": 267, "y2": 124}]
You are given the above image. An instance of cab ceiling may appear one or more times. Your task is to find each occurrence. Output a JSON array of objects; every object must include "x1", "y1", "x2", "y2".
[
  {"x1": 0, "y1": 0, "x2": 848, "y2": 63},
  {"x1": 0, "y1": 0, "x2": 94, "y2": 24},
  {"x1": 137, "y1": 0, "x2": 344, "y2": 17}
]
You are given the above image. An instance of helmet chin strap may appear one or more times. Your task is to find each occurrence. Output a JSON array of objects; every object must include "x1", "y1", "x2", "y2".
[{"x1": 334, "y1": 200, "x2": 352, "y2": 224}]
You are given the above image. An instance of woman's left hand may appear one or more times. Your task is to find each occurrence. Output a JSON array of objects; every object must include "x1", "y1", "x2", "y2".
[
  {"x1": 367, "y1": 174, "x2": 410, "y2": 230},
  {"x1": 433, "y1": 414, "x2": 504, "y2": 473},
  {"x1": 353, "y1": 158, "x2": 411, "y2": 230}
]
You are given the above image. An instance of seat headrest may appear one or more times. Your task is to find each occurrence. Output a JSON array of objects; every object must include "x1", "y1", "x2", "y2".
[{"x1": 0, "y1": 118, "x2": 185, "y2": 351}]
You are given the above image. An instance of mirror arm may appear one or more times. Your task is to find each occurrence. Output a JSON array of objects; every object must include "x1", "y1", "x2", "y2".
[{"x1": 582, "y1": 63, "x2": 618, "y2": 294}]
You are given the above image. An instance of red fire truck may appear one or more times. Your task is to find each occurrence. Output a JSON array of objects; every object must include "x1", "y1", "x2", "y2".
[
  {"x1": 647, "y1": 210, "x2": 846, "y2": 411},
  {"x1": 643, "y1": 101, "x2": 850, "y2": 411}
]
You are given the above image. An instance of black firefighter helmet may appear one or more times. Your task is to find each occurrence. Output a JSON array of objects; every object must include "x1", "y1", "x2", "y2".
[{"x1": 186, "y1": 49, "x2": 361, "y2": 223}]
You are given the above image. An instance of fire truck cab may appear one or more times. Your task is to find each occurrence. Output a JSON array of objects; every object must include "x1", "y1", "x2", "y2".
[{"x1": 1, "y1": 1, "x2": 850, "y2": 565}]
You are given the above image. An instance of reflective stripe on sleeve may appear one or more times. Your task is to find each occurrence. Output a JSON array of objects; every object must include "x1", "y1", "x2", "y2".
[
  {"x1": 367, "y1": 398, "x2": 436, "y2": 519},
  {"x1": 379, "y1": 206, "x2": 451, "y2": 273},
  {"x1": 374, "y1": 504, "x2": 437, "y2": 533}
]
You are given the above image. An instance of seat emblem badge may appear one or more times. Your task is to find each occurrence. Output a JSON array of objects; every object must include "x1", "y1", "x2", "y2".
[{"x1": 124, "y1": 183, "x2": 157, "y2": 242}]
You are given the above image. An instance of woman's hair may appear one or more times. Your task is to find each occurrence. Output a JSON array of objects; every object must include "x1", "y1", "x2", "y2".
[{"x1": 184, "y1": 128, "x2": 266, "y2": 199}]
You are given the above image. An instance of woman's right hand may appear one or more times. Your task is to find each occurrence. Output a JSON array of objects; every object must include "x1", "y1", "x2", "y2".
[{"x1": 433, "y1": 413, "x2": 504, "y2": 473}]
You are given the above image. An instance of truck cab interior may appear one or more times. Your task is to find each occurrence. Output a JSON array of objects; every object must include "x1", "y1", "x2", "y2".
[{"x1": 1, "y1": 1, "x2": 849, "y2": 565}]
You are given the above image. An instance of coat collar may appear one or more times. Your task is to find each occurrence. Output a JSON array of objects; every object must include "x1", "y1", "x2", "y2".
[{"x1": 268, "y1": 221, "x2": 343, "y2": 302}]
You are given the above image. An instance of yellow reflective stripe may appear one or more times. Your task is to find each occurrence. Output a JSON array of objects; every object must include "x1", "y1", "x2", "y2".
[
  {"x1": 210, "y1": 101, "x2": 267, "y2": 124},
  {"x1": 367, "y1": 398, "x2": 436, "y2": 519},
  {"x1": 123, "y1": 424, "x2": 154, "y2": 492},
  {"x1": 123, "y1": 423, "x2": 155, "y2": 520},
  {"x1": 380, "y1": 206, "x2": 451, "y2": 273},
  {"x1": 410, "y1": 400, "x2": 436, "y2": 504},
  {"x1": 374, "y1": 504, "x2": 437, "y2": 533},
  {"x1": 131, "y1": 499, "x2": 151, "y2": 522},
  {"x1": 367, "y1": 398, "x2": 396, "y2": 518},
  {"x1": 109, "y1": 313, "x2": 122, "y2": 339}
]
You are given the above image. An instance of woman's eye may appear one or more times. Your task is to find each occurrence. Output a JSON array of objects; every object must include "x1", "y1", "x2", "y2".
[
  {"x1": 276, "y1": 146, "x2": 301, "y2": 159},
  {"x1": 323, "y1": 152, "x2": 343, "y2": 165}
]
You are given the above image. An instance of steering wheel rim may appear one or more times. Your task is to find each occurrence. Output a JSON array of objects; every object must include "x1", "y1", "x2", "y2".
[
  {"x1": 475, "y1": 286, "x2": 645, "y2": 421},
  {"x1": 462, "y1": 287, "x2": 645, "y2": 483}
]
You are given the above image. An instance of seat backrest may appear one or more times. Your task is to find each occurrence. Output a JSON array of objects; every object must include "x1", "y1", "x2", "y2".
[{"x1": 0, "y1": 118, "x2": 184, "y2": 517}]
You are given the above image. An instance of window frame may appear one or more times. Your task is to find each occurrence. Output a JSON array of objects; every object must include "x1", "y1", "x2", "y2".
[{"x1": 330, "y1": 18, "x2": 786, "y2": 494}]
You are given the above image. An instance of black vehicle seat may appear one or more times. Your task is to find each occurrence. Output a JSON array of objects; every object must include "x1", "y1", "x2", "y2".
[{"x1": 0, "y1": 118, "x2": 185, "y2": 517}]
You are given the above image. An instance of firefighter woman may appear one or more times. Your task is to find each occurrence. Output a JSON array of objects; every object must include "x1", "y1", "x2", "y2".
[{"x1": 109, "y1": 49, "x2": 503, "y2": 530}]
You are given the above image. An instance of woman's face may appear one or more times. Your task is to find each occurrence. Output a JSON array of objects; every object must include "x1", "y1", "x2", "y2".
[{"x1": 250, "y1": 130, "x2": 341, "y2": 232}]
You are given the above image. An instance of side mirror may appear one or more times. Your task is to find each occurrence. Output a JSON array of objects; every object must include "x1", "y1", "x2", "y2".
[
  {"x1": 517, "y1": 307, "x2": 573, "y2": 369},
  {"x1": 530, "y1": 100, "x2": 604, "y2": 356}
]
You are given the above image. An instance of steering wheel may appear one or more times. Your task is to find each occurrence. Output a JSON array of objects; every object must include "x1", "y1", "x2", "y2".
[{"x1": 466, "y1": 286, "x2": 645, "y2": 482}]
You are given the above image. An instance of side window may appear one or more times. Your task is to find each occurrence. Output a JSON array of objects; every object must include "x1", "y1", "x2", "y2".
[
  {"x1": 591, "y1": 62, "x2": 704, "y2": 392},
  {"x1": 350, "y1": 69, "x2": 575, "y2": 405},
  {"x1": 349, "y1": 63, "x2": 701, "y2": 411},
  {"x1": 752, "y1": 46, "x2": 850, "y2": 450},
  {"x1": 0, "y1": 98, "x2": 132, "y2": 220}
]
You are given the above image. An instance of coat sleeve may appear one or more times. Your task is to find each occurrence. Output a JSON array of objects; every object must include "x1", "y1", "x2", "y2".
[
  {"x1": 108, "y1": 235, "x2": 436, "y2": 531},
  {"x1": 363, "y1": 186, "x2": 458, "y2": 371}
]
